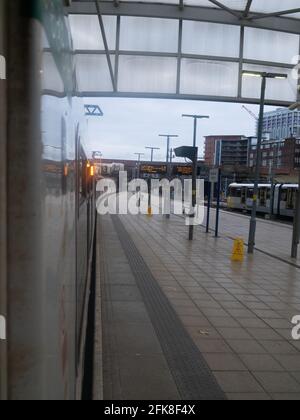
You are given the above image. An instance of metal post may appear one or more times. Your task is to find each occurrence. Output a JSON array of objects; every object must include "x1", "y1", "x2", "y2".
[
  {"x1": 167, "y1": 137, "x2": 170, "y2": 169},
  {"x1": 146, "y1": 147, "x2": 160, "y2": 163},
  {"x1": 159, "y1": 135, "x2": 178, "y2": 219},
  {"x1": 248, "y1": 75, "x2": 266, "y2": 254},
  {"x1": 190, "y1": 119, "x2": 198, "y2": 240},
  {"x1": 189, "y1": 149, "x2": 198, "y2": 241},
  {"x1": 269, "y1": 161, "x2": 275, "y2": 219},
  {"x1": 193, "y1": 117, "x2": 197, "y2": 148},
  {"x1": 206, "y1": 183, "x2": 212, "y2": 233},
  {"x1": 182, "y1": 115, "x2": 209, "y2": 240},
  {"x1": 159, "y1": 135, "x2": 178, "y2": 173},
  {"x1": 291, "y1": 171, "x2": 300, "y2": 259},
  {"x1": 166, "y1": 137, "x2": 171, "y2": 220},
  {"x1": 134, "y1": 153, "x2": 144, "y2": 179},
  {"x1": 95, "y1": 0, "x2": 117, "y2": 92},
  {"x1": 215, "y1": 169, "x2": 222, "y2": 237}
]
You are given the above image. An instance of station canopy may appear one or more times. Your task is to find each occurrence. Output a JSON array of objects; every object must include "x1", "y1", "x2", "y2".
[{"x1": 65, "y1": 1, "x2": 300, "y2": 105}]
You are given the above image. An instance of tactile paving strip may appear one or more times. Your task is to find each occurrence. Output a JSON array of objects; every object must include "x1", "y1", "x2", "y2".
[{"x1": 112, "y1": 215, "x2": 227, "y2": 401}]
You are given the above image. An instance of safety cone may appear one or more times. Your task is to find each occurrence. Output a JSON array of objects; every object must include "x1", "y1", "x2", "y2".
[{"x1": 231, "y1": 238, "x2": 245, "y2": 262}]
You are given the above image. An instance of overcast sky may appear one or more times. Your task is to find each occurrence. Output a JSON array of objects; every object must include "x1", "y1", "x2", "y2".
[{"x1": 85, "y1": 98, "x2": 278, "y2": 162}]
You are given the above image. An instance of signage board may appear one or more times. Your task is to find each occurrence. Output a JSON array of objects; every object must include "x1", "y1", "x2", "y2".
[
  {"x1": 140, "y1": 165, "x2": 167, "y2": 174},
  {"x1": 174, "y1": 146, "x2": 198, "y2": 162},
  {"x1": 174, "y1": 166, "x2": 193, "y2": 176},
  {"x1": 209, "y1": 168, "x2": 219, "y2": 183}
]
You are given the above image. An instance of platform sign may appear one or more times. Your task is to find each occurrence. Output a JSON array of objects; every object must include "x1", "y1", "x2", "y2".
[
  {"x1": 209, "y1": 168, "x2": 219, "y2": 184},
  {"x1": 140, "y1": 165, "x2": 167, "y2": 175},
  {"x1": 84, "y1": 105, "x2": 104, "y2": 117},
  {"x1": 174, "y1": 146, "x2": 197, "y2": 161},
  {"x1": 174, "y1": 165, "x2": 193, "y2": 176}
]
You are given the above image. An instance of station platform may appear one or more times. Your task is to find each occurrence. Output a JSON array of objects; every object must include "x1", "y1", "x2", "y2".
[
  {"x1": 95, "y1": 213, "x2": 300, "y2": 401},
  {"x1": 206, "y1": 207, "x2": 299, "y2": 265}
]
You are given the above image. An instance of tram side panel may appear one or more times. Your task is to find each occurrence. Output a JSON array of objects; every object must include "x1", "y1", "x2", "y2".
[
  {"x1": 4, "y1": 0, "x2": 95, "y2": 400},
  {"x1": 228, "y1": 183, "x2": 298, "y2": 218},
  {"x1": 6, "y1": 0, "x2": 45, "y2": 399},
  {"x1": 37, "y1": 4, "x2": 82, "y2": 399}
]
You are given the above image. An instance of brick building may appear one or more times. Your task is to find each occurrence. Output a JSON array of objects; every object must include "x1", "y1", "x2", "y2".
[
  {"x1": 204, "y1": 135, "x2": 249, "y2": 167},
  {"x1": 249, "y1": 137, "x2": 300, "y2": 174}
]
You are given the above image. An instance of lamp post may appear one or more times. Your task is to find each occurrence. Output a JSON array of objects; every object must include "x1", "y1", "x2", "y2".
[
  {"x1": 159, "y1": 134, "x2": 179, "y2": 174},
  {"x1": 93, "y1": 151, "x2": 103, "y2": 177},
  {"x1": 159, "y1": 135, "x2": 179, "y2": 218},
  {"x1": 182, "y1": 115, "x2": 210, "y2": 148},
  {"x1": 242, "y1": 71, "x2": 288, "y2": 254},
  {"x1": 134, "y1": 153, "x2": 144, "y2": 178},
  {"x1": 145, "y1": 147, "x2": 160, "y2": 163},
  {"x1": 174, "y1": 146, "x2": 198, "y2": 240},
  {"x1": 182, "y1": 115, "x2": 210, "y2": 240}
]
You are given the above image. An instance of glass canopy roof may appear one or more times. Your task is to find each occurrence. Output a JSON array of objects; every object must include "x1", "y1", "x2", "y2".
[
  {"x1": 71, "y1": 1, "x2": 300, "y2": 25},
  {"x1": 93, "y1": 0, "x2": 300, "y2": 18},
  {"x1": 57, "y1": 1, "x2": 300, "y2": 105}
]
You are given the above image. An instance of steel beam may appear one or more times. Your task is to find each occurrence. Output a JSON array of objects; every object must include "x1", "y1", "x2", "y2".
[
  {"x1": 114, "y1": 15, "x2": 121, "y2": 91},
  {"x1": 243, "y1": 0, "x2": 252, "y2": 18},
  {"x1": 95, "y1": 0, "x2": 117, "y2": 91},
  {"x1": 208, "y1": 0, "x2": 241, "y2": 19},
  {"x1": 76, "y1": 90, "x2": 293, "y2": 107},
  {"x1": 247, "y1": 8, "x2": 300, "y2": 21},
  {"x1": 176, "y1": 19, "x2": 183, "y2": 94},
  {"x1": 69, "y1": 2, "x2": 300, "y2": 34},
  {"x1": 59, "y1": 49, "x2": 295, "y2": 70},
  {"x1": 238, "y1": 26, "x2": 245, "y2": 98}
]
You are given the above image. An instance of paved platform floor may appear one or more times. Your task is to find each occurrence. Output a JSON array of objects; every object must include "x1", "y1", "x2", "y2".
[
  {"x1": 97, "y1": 214, "x2": 300, "y2": 401},
  {"x1": 204, "y1": 207, "x2": 299, "y2": 264}
]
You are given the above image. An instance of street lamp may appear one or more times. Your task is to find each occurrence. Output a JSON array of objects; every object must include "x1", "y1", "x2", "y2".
[
  {"x1": 159, "y1": 135, "x2": 179, "y2": 219},
  {"x1": 145, "y1": 147, "x2": 160, "y2": 162},
  {"x1": 134, "y1": 153, "x2": 144, "y2": 178},
  {"x1": 159, "y1": 134, "x2": 179, "y2": 178},
  {"x1": 242, "y1": 70, "x2": 288, "y2": 254},
  {"x1": 182, "y1": 115, "x2": 210, "y2": 148},
  {"x1": 93, "y1": 151, "x2": 103, "y2": 177},
  {"x1": 182, "y1": 115, "x2": 210, "y2": 239}
]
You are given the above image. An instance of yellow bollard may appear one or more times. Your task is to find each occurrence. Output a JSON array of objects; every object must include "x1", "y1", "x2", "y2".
[
  {"x1": 231, "y1": 238, "x2": 245, "y2": 262},
  {"x1": 147, "y1": 207, "x2": 153, "y2": 217}
]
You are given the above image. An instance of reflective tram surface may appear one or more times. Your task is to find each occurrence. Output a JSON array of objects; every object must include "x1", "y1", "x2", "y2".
[
  {"x1": 1, "y1": 0, "x2": 300, "y2": 403},
  {"x1": 1, "y1": 0, "x2": 96, "y2": 399}
]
